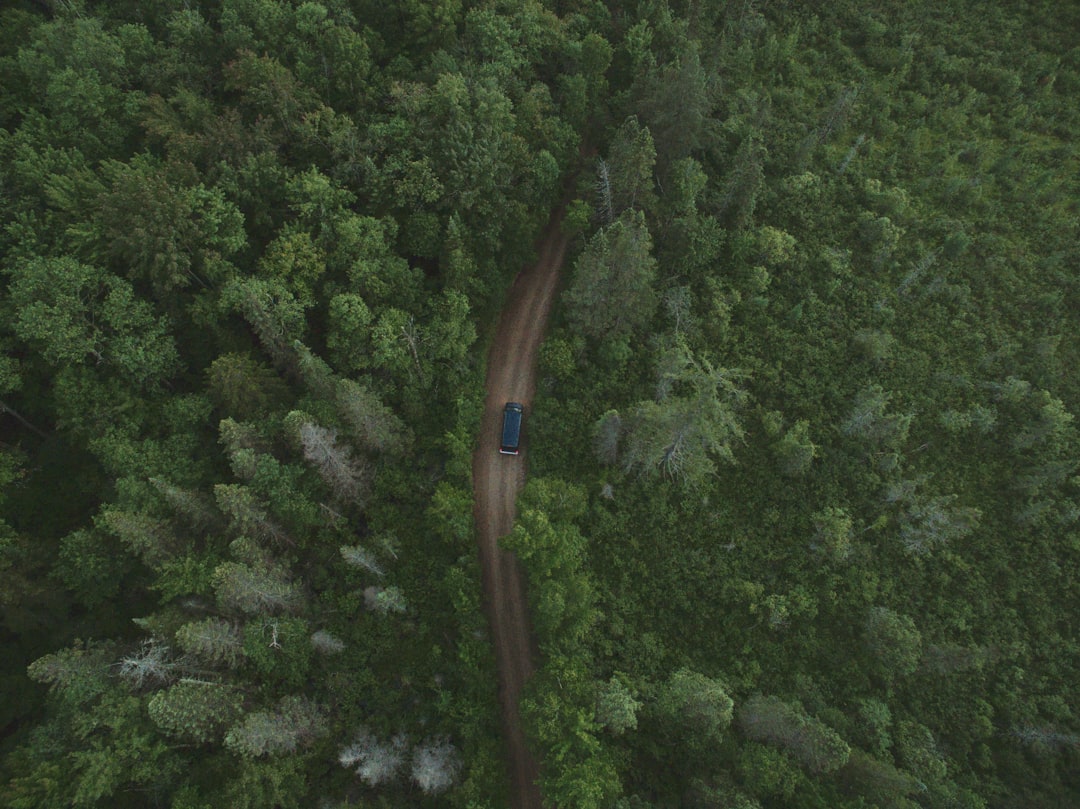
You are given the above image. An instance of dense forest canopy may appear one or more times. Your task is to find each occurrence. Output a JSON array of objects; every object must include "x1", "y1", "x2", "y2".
[{"x1": 1, "y1": 1, "x2": 1078, "y2": 807}]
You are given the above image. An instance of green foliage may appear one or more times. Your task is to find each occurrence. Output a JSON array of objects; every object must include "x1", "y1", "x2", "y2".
[
  {"x1": 773, "y1": 419, "x2": 817, "y2": 477},
  {"x1": 148, "y1": 681, "x2": 243, "y2": 743},
  {"x1": 595, "y1": 675, "x2": 640, "y2": 735},
  {"x1": 224, "y1": 695, "x2": 327, "y2": 758},
  {"x1": 7, "y1": 256, "x2": 179, "y2": 387},
  {"x1": 3, "y1": 1, "x2": 1080, "y2": 807},
  {"x1": 737, "y1": 695, "x2": 851, "y2": 774},
  {"x1": 618, "y1": 344, "x2": 748, "y2": 485},
  {"x1": 864, "y1": 607, "x2": 923, "y2": 678},
  {"x1": 563, "y1": 209, "x2": 658, "y2": 346},
  {"x1": 657, "y1": 668, "x2": 734, "y2": 746},
  {"x1": 243, "y1": 618, "x2": 312, "y2": 688},
  {"x1": 175, "y1": 618, "x2": 246, "y2": 669},
  {"x1": 737, "y1": 742, "x2": 800, "y2": 799}
]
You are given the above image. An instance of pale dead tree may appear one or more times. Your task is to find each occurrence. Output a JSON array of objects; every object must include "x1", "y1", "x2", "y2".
[
  {"x1": 299, "y1": 422, "x2": 370, "y2": 504},
  {"x1": 592, "y1": 410, "x2": 623, "y2": 466},
  {"x1": 375, "y1": 533, "x2": 400, "y2": 560},
  {"x1": 595, "y1": 158, "x2": 615, "y2": 225},
  {"x1": 0, "y1": 399, "x2": 50, "y2": 438},
  {"x1": 310, "y1": 630, "x2": 345, "y2": 655},
  {"x1": 841, "y1": 385, "x2": 912, "y2": 449},
  {"x1": 339, "y1": 728, "x2": 408, "y2": 786},
  {"x1": 364, "y1": 585, "x2": 407, "y2": 615},
  {"x1": 797, "y1": 84, "x2": 861, "y2": 167},
  {"x1": 898, "y1": 247, "x2": 941, "y2": 295},
  {"x1": 400, "y1": 317, "x2": 425, "y2": 386},
  {"x1": 266, "y1": 621, "x2": 282, "y2": 650},
  {"x1": 664, "y1": 286, "x2": 694, "y2": 337},
  {"x1": 899, "y1": 494, "x2": 981, "y2": 557},
  {"x1": 340, "y1": 544, "x2": 385, "y2": 577},
  {"x1": 116, "y1": 639, "x2": 181, "y2": 690},
  {"x1": 411, "y1": 737, "x2": 462, "y2": 794},
  {"x1": 319, "y1": 502, "x2": 347, "y2": 528},
  {"x1": 836, "y1": 132, "x2": 867, "y2": 175},
  {"x1": 738, "y1": 694, "x2": 851, "y2": 774},
  {"x1": 1009, "y1": 725, "x2": 1080, "y2": 751}
]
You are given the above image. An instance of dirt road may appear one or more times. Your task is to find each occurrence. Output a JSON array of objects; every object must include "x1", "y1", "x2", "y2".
[{"x1": 472, "y1": 209, "x2": 568, "y2": 809}]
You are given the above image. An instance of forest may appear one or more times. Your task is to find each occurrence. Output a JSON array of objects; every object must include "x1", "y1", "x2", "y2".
[{"x1": 1, "y1": 1, "x2": 1078, "y2": 807}]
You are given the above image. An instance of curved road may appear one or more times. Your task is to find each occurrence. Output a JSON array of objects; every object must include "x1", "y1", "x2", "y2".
[{"x1": 472, "y1": 208, "x2": 568, "y2": 809}]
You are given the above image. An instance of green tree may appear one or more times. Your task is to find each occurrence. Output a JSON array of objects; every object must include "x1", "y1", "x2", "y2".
[
  {"x1": 206, "y1": 353, "x2": 290, "y2": 419},
  {"x1": 224, "y1": 695, "x2": 327, "y2": 758},
  {"x1": 773, "y1": 419, "x2": 816, "y2": 477},
  {"x1": 54, "y1": 153, "x2": 245, "y2": 297},
  {"x1": 596, "y1": 676, "x2": 641, "y2": 735},
  {"x1": 841, "y1": 385, "x2": 912, "y2": 449},
  {"x1": 621, "y1": 345, "x2": 747, "y2": 485},
  {"x1": 635, "y1": 38, "x2": 716, "y2": 163},
  {"x1": 147, "y1": 681, "x2": 243, "y2": 744},
  {"x1": 7, "y1": 256, "x2": 179, "y2": 387},
  {"x1": 864, "y1": 607, "x2": 922, "y2": 678},
  {"x1": 737, "y1": 742, "x2": 799, "y2": 800},
  {"x1": 657, "y1": 668, "x2": 734, "y2": 746},
  {"x1": 737, "y1": 695, "x2": 850, "y2": 774},
  {"x1": 175, "y1": 618, "x2": 246, "y2": 670},
  {"x1": 212, "y1": 561, "x2": 300, "y2": 616},
  {"x1": 219, "y1": 276, "x2": 310, "y2": 366},
  {"x1": 838, "y1": 750, "x2": 923, "y2": 805},
  {"x1": 599, "y1": 116, "x2": 657, "y2": 220},
  {"x1": 563, "y1": 210, "x2": 658, "y2": 346},
  {"x1": 334, "y1": 378, "x2": 410, "y2": 456},
  {"x1": 811, "y1": 506, "x2": 854, "y2": 563}
]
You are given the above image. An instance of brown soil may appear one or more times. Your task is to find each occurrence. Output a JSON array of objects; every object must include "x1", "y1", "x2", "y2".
[{"x1": 471, "y1": 209, "x2": 569, "y2": 809}]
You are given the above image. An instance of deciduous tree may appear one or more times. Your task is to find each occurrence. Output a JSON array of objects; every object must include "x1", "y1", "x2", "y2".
[{"x1": 737, "y1": 695, "x2": 850, "y2": 773}]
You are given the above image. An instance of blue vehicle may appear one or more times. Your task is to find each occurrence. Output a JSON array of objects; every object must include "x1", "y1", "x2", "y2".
[{"x1": 499, "y1": 402, "x2": 524, "y2": 455}]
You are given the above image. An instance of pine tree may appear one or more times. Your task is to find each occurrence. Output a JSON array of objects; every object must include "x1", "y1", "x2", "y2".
[
  {"x1": 334, "y1": 378, "x2": 410, "y2": 456},
  {"x1": 224, "y1": 696, "x2": 327, "y2": 757},
  {"x1": 340, "y1": 544, "x2": 385, "y2": 577},
  {"x1": 592, "y1": 410, "x2": 623, "y2": 466},
  {"x1": 296, "y1": 420, "x2": 370, "y2": 504},
  {"x1": 212, "y1": 561, "x2": 300, "y2": 616},
  {"x1": 147, "y1": 680, "x2": 243, "y2": 743},
  {"x1": 563, "y1": 210, "x2": 658, "y2": 345},
  {"x1": 175, "y1": 618, "x2": 246, "y2": 669},
  {"x1": 310, "y1": 629, "x2": 345, "y2": 655},
  {"x1": 621, "y1": 345, "x2": 747, "y2": 484},
  {"x1": 214, "y1": 484, "x2": 293, "y2": 547}
]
